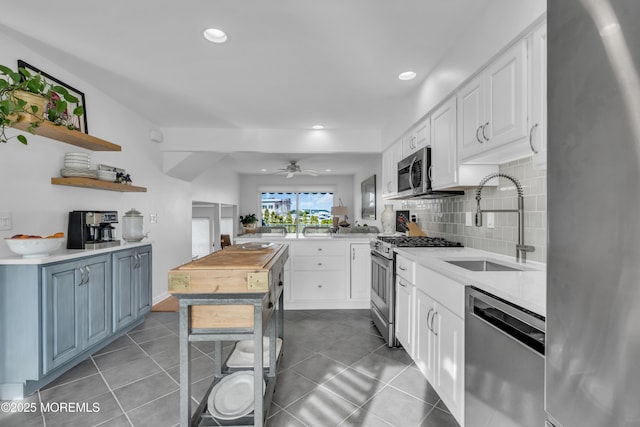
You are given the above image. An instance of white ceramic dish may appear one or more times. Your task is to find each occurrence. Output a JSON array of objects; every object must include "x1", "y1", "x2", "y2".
[
  {"x1": 227, "y1": 338, "x2": 283, "y2": 368},
  {"x1": 238, "y1": 242, "x2": 274, "y2": 251},
  {"x1": 207, "y1": 371, "x2": 265, "y2": 420},
  {"x1": 5, "y1": 237, "x2": 64, "y2": 258},
  {"x1": 97, "y1": 171, "x2": 116, "y2": 182}
]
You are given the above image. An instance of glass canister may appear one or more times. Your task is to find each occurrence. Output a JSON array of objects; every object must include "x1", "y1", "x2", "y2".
[{"x1": 122, "y1": 208, "x2": 144, "y2": 242}]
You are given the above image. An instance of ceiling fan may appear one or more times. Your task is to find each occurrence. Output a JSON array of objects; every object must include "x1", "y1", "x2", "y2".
[{"x1": 275, "y1": 160, "x2": 319, "y2": 179}]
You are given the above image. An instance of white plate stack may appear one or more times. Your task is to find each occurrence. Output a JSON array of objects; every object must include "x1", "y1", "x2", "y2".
[
  {"x1": 61, "y1": 152, "x2": 97, "y2": 178},
  {"x1": 97, "y1": 170, "x2": 117, "y2": 182}
]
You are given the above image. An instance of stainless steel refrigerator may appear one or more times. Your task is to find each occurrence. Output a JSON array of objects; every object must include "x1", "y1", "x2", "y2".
[{"x1": 547, "y1": 0, "x2": 640, "y2": 426}]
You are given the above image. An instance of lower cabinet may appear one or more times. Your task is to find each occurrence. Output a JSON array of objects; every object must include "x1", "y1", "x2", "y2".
[
  {"x1": 0, "y1": 244, "x2": 152, "y2": 399},
  {"x1": 350, "y1": 243, "x2": 371, "y2": 300},
  {"x1": 395, "y1": 275, "x2": 414, "y2": 357},
  {"x1": 42, "y1": 253, "x2": 111, "y2": 373},
  {"x1": 113, "y1": 246, "x2": 152, "y2": 332}
]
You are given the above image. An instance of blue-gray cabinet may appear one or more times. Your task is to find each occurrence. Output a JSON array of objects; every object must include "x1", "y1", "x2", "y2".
[
  {"x1": 113, "y1": 246, "x2": 152, "y2": 332},
  {"x1": 42, "y1": 253, "x2": 111, "y2": 373},
  {"x1": 0, "y1": 244, "x2": 152, "y2": 400}
]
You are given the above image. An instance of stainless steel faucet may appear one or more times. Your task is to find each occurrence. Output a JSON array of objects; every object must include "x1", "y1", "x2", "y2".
[{"x1": 475, "y1": 172, "x2": 535, "y2": 263}]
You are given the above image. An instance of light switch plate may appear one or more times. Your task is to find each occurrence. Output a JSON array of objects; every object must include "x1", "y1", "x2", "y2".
[
  {"x1": 465, "y1": 212, "x2": 472, "y2": 227},
  {"x1": 487, "y1": 212, "x2": 495, "y2": 229},
  {"x1": 149, "y1": 213, "x2": 158, "y2": 224},
  {"x1": 0, "y1": 211, "x2": 12, "y2": 230}
]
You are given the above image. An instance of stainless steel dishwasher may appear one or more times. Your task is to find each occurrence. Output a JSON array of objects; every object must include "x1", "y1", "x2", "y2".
[{"x1": 465, "y1": 287, "x2": 545, "y2": 427}]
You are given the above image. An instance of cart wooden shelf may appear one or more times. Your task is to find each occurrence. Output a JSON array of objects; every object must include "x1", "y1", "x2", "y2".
[
  {"x1": 12, "y1": 120, "x2": 121, "y2": 151},
  {"x1": 169, "y1": 243, "x2": 288, "y2": 427},
  {"x1": 51, "y1": 177, "x2": 147, "y2": 192}
]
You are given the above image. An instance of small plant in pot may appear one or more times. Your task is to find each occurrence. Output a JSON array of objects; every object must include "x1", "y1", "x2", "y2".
[
  {"x1": 240, "y1": 213, "x2": 258, "y2": 230},
  {"x1": 0, "y1": 64, "x2": 84, "y2": 144}
]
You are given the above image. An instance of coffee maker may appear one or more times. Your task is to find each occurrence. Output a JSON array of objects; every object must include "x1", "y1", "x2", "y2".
[{"x1": 67, "y1": 210, "x2": 120, "y2": 249}]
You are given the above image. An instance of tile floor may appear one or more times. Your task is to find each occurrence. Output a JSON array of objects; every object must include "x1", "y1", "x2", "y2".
[{"x1": 0, "y1": 309, "x2": 460, "y2": 427}]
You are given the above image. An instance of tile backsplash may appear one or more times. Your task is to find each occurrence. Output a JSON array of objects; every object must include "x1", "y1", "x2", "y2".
[{"x1": 402, "y1": 156, "x2": 547, "y2": 263}]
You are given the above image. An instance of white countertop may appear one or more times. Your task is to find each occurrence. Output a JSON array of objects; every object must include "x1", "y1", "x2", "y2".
[
  {"x1": 395, "y1": 246, "x2": 546, "y2": 317},
  {"x1": 0, "y1": 241, "x2": 152, "y2": 265},
  {"x1": 235, "y1": 234, "x2": 377, "y2": 241}
]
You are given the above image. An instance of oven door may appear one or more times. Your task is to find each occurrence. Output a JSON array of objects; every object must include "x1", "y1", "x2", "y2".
[{"x1": 370, "y1": 251, "x2": 397, "y2": 346}]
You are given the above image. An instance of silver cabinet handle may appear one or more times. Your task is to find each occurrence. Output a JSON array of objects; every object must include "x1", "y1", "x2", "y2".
[
  {"x1": 317, "y1": 262, "x2": 323, "y2": 266},
  {"x1": 352, "y1": 249, "x2": 355, "y2": 260},
  {"x1": 408, "y1": 157, "x2": 417, "y2": 192},
  {"x1": 78, "y1": 267, "x2": 86, "y2": 285},
  {"x1": 430, "y1": 311, "x2": 438, "y2": 336},
  {"x1": 475, "y1": 125, "x2": 483, "y2": 144},
  {"x1": 398, "y1": 280, "x2": 407, "y2": 288},
  {"x1": 482, "y1": 122, "x2": 490, "y2": 141},
  {"x1": 317, "y1": 248, "x2": 323, "y2": 251},
  {"x1": 85, "y1": 266, "x2": 90, "y2": 284},
  {"x1": 426, "y1": 308, "x2": 434, "y2": 332},
  {"x1": 398, "y1": 265, "x2": 407, "y2": 271},
  {"x1": 529, "y1": 123, "x2": 539, "y2": 154}
]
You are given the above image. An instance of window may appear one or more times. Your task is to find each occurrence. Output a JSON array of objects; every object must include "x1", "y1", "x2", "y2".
[{"x1": 261, "y1": 192, "x2": 334, "y2": 234}]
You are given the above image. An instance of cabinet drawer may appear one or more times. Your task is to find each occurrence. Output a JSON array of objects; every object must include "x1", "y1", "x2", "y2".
[
  {"x1": 293, "y1": 256, "x2": 344, "y2": 271},
  {"x1": 415, "y1": 265, "x2": 464, "y2": 317},
  {"x1": 396, "y1": 255, "x2": 415, "y2": 283},
  {"x1": 291, "y1": 271, "x2": 345, "y2": 300},
  {"x1": 293, "y1": 241, "x2": 345, "y2": 256}
]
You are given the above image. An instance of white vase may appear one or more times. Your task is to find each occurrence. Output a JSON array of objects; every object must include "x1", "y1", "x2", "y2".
[{"x1": 381, "y1": 204, "x2": 395, "y2": 235}]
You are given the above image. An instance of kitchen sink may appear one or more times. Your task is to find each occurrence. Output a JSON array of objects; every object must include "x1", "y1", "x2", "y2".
[{"x1": 444, "y1": 259, "x2": 528, "y2": 272}]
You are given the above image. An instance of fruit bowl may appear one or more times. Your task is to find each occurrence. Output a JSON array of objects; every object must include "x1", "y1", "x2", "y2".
[{"x1": 5, "y1": 236, "x2": 64, "y2": 258}]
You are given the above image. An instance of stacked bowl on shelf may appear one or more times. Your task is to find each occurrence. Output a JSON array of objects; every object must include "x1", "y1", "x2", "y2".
[{"x1": 61, "y1": 152, "x2": 97, "y2": 178}]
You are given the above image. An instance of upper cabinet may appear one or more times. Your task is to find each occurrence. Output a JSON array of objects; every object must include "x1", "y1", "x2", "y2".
[
  {"x1": 530, "y1": 21, "x2": 547, "y2": 170},
  {"x1": 458, "y1": 39, "x2": 529, "y2": 163},
  {"x1": 381, "y1": 139, "x2": 402, "y2": 199},
  {"x1": 430, "y1": 97, "x2": 458, "y2": 189},
  {"x1": 403, "y1": 117, "x2": 430, "y2": 157}
]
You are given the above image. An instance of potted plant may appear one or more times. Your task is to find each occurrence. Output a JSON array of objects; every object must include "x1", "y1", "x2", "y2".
[
  {"x1": 240, "y1": 213, "x2": 258, "y2": 232},
  {"x1": 0, "y1": 64, "x2": 84, "y2": 144}
]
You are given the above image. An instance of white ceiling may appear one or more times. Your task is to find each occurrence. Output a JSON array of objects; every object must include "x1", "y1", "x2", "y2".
[{"x1": 0, "y1": 0, "x2": 497, "y2": 176}]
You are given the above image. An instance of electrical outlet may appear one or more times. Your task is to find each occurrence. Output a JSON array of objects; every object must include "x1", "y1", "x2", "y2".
[
  {"x1": 0, "y1": 211, "x2": 12, "y2": 230},
  {"x1": 149, "y1": 213, "x2": 158, "y2": 224},
  {"x1": 465, "y1": 212, "x2": 472, "y2": 226},
  {"x1": 487, "y1": 212, "x2": 495, "y2": 229}
]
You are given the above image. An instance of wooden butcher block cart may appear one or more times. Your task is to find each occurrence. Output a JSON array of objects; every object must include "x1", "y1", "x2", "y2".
[{"x1": 168, "y1": 242, "x2": 288, "y2": 427}]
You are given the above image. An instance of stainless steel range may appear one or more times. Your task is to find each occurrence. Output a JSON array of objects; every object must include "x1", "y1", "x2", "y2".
[{"x1": 370, "y1": 235, "x2": 463, "y2": 347}]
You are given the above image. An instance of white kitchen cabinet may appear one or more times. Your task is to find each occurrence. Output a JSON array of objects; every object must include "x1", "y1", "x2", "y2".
[
  {"x1": 395, "y1": 275, "x2": 414, "y2": 357},
  {"x1": 350, "y1": 243, "x2": 371, "y2": 300},
  {"x1": 415, "y1": 289, "x2": 438, "y2": 383},
  {"x1": 431, "y1": 96, "x2": 497, "y2": 190},
  {"x1": 403, "y1": 117, "x2": 430, "y2": 157},
  {"x1": 458, "y1": 38, "x2": 529, "y2": 164},
  {"x1": 381, "y1": 139, "x2": 402, "y2": 198},
  {"x1": 530, "y1": 21, "x2": 547, "y2": 170}
]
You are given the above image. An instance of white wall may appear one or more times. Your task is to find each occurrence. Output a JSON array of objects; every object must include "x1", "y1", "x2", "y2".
[{"x1": 0, "y1": 31, "x2": 240, "y2": 303}]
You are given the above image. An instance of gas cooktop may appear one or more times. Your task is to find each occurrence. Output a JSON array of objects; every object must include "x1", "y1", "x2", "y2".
[{"x1": 376, "y1": 235, "x2": 463, "y2": 247}]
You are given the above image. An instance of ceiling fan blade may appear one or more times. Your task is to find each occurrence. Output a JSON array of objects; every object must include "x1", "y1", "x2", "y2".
[
  {"x1": 305, "y1": 170, "x2": 319, "y2": 176},
  {"x1": 286, "y1": 172, "x2": 295, "y2": 179}
]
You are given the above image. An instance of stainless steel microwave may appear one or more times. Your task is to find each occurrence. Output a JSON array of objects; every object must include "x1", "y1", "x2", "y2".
[{"x1": 397, "y1": 147, "x2": 463, "y2": 198}]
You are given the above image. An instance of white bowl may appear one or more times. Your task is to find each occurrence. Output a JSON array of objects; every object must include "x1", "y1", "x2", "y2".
[
  {"x1": 5, "y1": 238, "x2": 64, "y2": 258},
  {"x1": 97, "y1": 171, "x2": 116, "y2": 182}
]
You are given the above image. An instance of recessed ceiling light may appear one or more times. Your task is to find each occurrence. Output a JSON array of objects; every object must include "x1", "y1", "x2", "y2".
[
  {"x1": 260, "y1": 168, "x2": 267, "y2": 172},
  {"x1": 398, "y1": 71, "x2": 416, "y2": 81},
  {"x1": 203, "y1": 28, "x2": 228, "y2": 43},
  {"x1": 325, "y1": 169, "x2": 332, "y2": 172},
  {"x1": 312, "y1": 125, "x2": 325, "y2": 130}
]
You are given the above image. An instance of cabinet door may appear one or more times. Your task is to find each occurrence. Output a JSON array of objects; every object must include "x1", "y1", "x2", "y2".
[
  {"x1": 382, "y1": 139, "x2": 402, "y2": 198},
  {"x1": 42, "y1": 261, "x2": 81, "y2": 373},
  {"x1": 290, "y1": 271, "x2": 345, "y2": 300},
  {"x1": 83, "y1": 255, "x2": 111, "y2": 348},
  {"x1": 458, "y1": 75, "x2": 486, "y2": 159},
  {"x1": 414, "y1": 290, "x2": 437, "y2": 383},
  {"x1": 530, "y1": 22, "x2": 547, "y2": 170},
  {"x1": 113, "y1": 250, "x2": 136, "y2": 331},
  {"x1": 485, "y1": 39, "x2": 528, "y2": 148},
  {"x1": 350, "y1": 243, "x2": 371, "y2": 300},
  {"x1": 433, "y1": 304, "x2": 464, "y2": 424},
  {"x1": 136, "y1": 248, "x2": 152, "y2": 315},
  {"x1": 395, "y1": 277, "x2": 413, "y2": 356},
  {"x1": 431, "y1": 97, "x2": 458, "y2": 189}
]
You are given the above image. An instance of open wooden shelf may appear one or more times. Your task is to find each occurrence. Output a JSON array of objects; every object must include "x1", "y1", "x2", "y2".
[
  {"x1": 12, "y1": 120, "x2": 121, "y2": 151},
  {"x1": 51, "y1": 177, "x2": 147, "y2": 192}
]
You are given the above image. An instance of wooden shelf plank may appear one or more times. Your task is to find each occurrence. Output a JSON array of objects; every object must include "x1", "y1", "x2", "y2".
[
  {"x1": 51, "y1": 177, "x2": 147, "y2": 192},
  {"x1": 12, "y1": 120, "x2": 121, "y2": 151}
]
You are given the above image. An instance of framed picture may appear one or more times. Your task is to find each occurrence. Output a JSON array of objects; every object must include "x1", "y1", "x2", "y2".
[
  {"x1": 17, "y1": 60, "x2": 88, "y2": 133},
  {"x1": 361, "y1": 174, "x2": 376, "y2": 220}
]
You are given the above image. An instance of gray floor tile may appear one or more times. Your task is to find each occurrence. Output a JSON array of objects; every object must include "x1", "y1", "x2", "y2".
[
  {"x1": 126, "y1": 390, "x2": 179, "y2": 427},
  {"x1": 284, "y1": 386, "x2": 359, "y2": 426},
  {"x1": 389, "y1": 365, "x2": 441, "y2": 404},
  {"x1": 361, "y1": 386, "x2": 434, "y2": 426},
  {"x1": 0, "y1": 394, "x2": 44, "y2": 427},
  {"x1": 127, "y1": 324, "x2": 175, "y2": 344},
  {"x1": 92, "y1": 335, "x2": 137, "y2": 357},
  {"x1": 338, "y1": 408, "x2": 394, "y2": 427},
  {"x1": 41, "y1": 357, "x2": 98, "y2": 390},
  {"x1": 166, "y1": 355, "x2": 216, "y2": 384},
  {"x1": 92, "y1": 345, "x2": 149, "y2": 372},
  {"x1": 137, "y1": 334, "x2": 179, "y2": 356},
  {"x1": 95, "y1": 414, "x2": 133, "y2": 426},
  {"x1": 290, "y1": 353, "x2": 348, "y2": 384},
  {"x1": 318, "y1": 337, "x2": 373, "y2": 365},
  {"x1": 112, "y1": 372, "x2": 179, "y2": 412},
  {"x1": 266, "y1": 409, "x2": 307, "y2": 427},
  {"x1": 419, "y1": 406, "x2": 460, "y2": 427},
  {"x1": 277, "y1": 344, "x2": 316, "y2": 371},
  {"x1": 101, "y1": 356, "x2": 163, "y2": 390},
  {"x1": 39, "y1": 374, "x2": 109, "y2": 404},
  {"x1": 322, "y1": 368, "x2": 385, "y2": 407},
  {"x1": 373, "y1": 344, "x2": 414, "y2": 365},
  {"x1": 128, "y1": 316, "x2": 163, "y2": 333},
  {"x1": 272, "y1": 369, "x2": 317, "y2": 408},
  {"x1": 350, "y1": 352, "x2": 411, "y2": 384}
]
